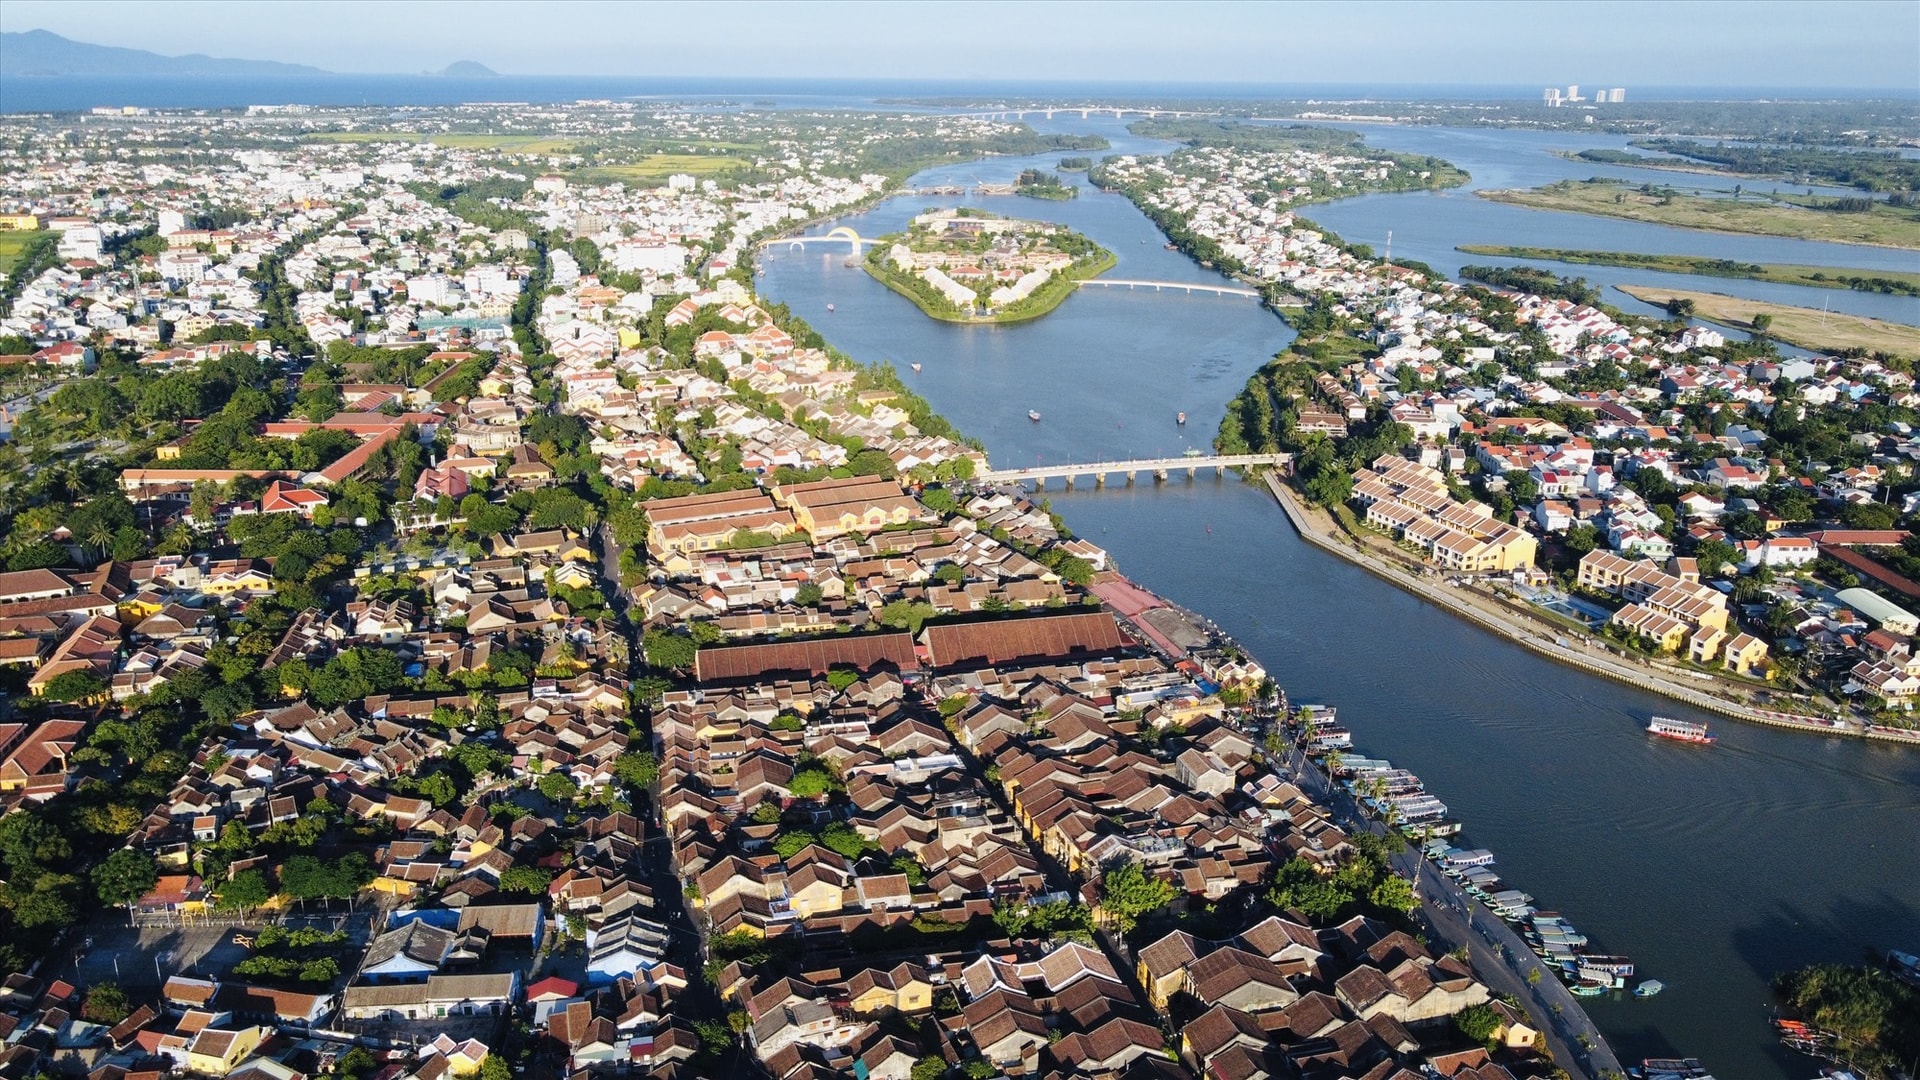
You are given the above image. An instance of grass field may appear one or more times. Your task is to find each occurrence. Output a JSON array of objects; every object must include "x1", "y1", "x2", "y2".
[
  {"x1": 1480, "y1": 179, "x2": 1920, "y2": 250},
  {"x1": 0, "y1": 231, "x2": 52, "y2": 276},
  {"x1": 565, "y1": 155, "x2": 751, "y2": 183},
  {"x1": 1617, "y1": 284, "x2": 1920, "y2": 358},
  {"x1": 1457, "y1": 245, "x2": 1920, "y2": 294}
]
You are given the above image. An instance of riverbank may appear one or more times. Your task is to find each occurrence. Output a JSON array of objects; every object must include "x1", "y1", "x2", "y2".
[
  {"x1": 1456, "y1": 245, "x2": 1920, "y2": 296},
  {"x1": 1480, "y1": 178, "x2": 1920, "y2": 251},
  {"x1": 1615, "y1": 284, "x2": 1920, "y2": 358},
  {"x1": 1262, "y1": 471, "x2": 1920, "y2": 746}
]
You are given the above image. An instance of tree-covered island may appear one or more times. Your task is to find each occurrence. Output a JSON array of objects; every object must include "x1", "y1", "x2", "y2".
[{"x1": 864, "y1": 208, "x2": 1116, "y2": 323}]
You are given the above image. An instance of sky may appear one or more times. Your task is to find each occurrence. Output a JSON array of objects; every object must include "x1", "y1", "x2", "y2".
[{"x1": 5, "y1": 0, "x2": 1919, "y2": 90}]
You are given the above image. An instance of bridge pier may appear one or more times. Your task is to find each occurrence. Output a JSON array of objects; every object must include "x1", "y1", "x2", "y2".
[
  {"x1": 1094, "y1": 474, "x2": 1105, "y2": 488},
  {"x1": 1063, "y1": 476, "x2": 1074, "y2": 491},
  {"x1": 1187, "y1": 467, "x2": 1196, "y2": 480},
  {"x1": 1126, "y1": 471, "x2": 1135, "y2": 486},
  {"x1": 1154, "y1": 469, "x2": 1167, "y2": 483}
]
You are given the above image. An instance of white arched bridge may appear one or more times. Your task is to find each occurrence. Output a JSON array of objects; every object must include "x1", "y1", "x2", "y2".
[
  {"x1": 978, "y1": 452, "x2": 1290, "y2": 490},
  {"x1": 1076, "y1": 279, "x2": 1262, "y2": 299},
  {"x1": 767, "y1": 226, "x2": 883, "y2": 253}
]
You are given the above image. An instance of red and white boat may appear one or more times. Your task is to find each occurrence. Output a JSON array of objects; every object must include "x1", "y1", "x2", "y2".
[{"x1": 1647, "y1": 716, "x2": 1715, "y2": 744}]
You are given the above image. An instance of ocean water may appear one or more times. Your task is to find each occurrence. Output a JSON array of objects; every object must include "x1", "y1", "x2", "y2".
[{"x1": 2, "y1": 74, "x2": 1912, "y2": 114}]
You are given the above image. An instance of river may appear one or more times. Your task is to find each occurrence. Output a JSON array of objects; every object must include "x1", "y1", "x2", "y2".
[{"x1": 756, "y1": 117, "x2": 1920, "y2": 1080}]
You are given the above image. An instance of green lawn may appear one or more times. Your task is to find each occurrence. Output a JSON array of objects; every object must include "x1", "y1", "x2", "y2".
[{"x1": 0, "y1": 230, "x2": 52, "y2": 276}]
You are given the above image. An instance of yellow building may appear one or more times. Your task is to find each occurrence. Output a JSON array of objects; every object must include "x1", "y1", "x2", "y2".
[
  {"x1": 1723, "y1": 633, "x2": 1771, "y2": 678},
  {"x1": 186, "y1": 1026, "x2": 265, "y2": 1076},
  {"x1": 0, "y1": 215, "x2": 40, "y2": 231}
]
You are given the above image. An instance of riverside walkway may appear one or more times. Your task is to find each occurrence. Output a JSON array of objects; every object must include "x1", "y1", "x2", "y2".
[
  {"x1": 978, "y1": 452, "x2": 1288, "y2": 488},
  {"x1": 1288, "y1": 745, "x2": 1624, "y2": 1080},
  {"x1": 1263, "y1": 473, "x2": 1920, "y2": 746}
]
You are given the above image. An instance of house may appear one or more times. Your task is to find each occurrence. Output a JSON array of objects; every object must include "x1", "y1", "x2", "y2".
[
  {"x1": 358, "y1": 921, "x2": 456, "y2": 981},
  {"x1": 585, "y1": 911, "x2": 672, "y2": 985},
  {"x1": 185, "y1": 1026, "x2": 266, "y2": 1076}
]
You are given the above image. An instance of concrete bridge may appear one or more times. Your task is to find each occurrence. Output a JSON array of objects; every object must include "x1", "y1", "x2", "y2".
[
  {"x1": 978, "y1": 452, "x2": 1289, "y2": 490},
  {"x1": 1076, "y1": 278, "x2": 1262, "y2": 299}
]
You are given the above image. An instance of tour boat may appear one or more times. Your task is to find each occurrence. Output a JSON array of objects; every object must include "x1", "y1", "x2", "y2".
[
  {"x1": 1177, "y1": 411, "x2": 1186, "y2": 425},
  {"x1": 910, "y1": 363, "x2": 922, "y2": 372},
  {"x1": 1028, "y1": 410, "x2": 1042, "y2": 422},
  {"x1": 1647, "y1": 716, "x2": 1715, "y2": 744},
  {"x1": 1633, "y1": 979, "x2": 1665, "y2": 997}
]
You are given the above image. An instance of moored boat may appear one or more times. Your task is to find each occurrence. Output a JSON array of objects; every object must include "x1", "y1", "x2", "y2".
[
  {"x1": 1647, "y1": 716, "x2": 1715, "y2": 744},
  {"x1": 1027, "y1": 409, "x2": 1042, "y2": 422},
  {"x1": 826, "y1": 303, "x2": 835, "y2": 312},
  {"x1": 1177, "y1": 411, "x2": 1186, "y2": 425},
  {"x1": 1633, "y1": 979, "x2": 1665, "y2": 997}
]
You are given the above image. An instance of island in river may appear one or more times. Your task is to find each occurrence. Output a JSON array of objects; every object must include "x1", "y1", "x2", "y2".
[
  {"x1": 1615, "y1": 284, "x2": 1920, "y2": 359},
  {"x1": 1481, "y1": 177, "x2": 1920, "y2": 250},
  {"x1": 1456, "y1": 245, "x2": 1920, "y2": 296},
  {"x1": 863, "y1": 207, "x2": 1115, "y2": 324}
]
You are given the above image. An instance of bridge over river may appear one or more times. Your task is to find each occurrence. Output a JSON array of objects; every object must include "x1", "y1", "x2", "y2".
[
  {"x1": 1076, "y1": 278, "x2": 1262, "y2": 299},
  {"x1": 977, "y1": 452, "x2": 1289, "y2": 490}
]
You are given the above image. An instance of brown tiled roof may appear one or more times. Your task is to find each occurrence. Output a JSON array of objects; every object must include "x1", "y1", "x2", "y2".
[
  {"x1": 693, "y1": 632, "x2": 918, "y2": 683},
  {"x1": 920, "y1": 611, "x2": 1128, "y2": 670}
]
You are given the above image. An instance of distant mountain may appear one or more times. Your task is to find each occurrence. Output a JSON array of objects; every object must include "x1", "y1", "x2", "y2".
[
  {"x1": 0, "y1": 29, "x2": 328, "y2": 77},
  {"x1": 438, "y1": 61, "x2": 499, "y2": 78}
]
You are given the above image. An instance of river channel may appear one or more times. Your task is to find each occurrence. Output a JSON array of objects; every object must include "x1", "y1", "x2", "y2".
[{"x1": 755, "y1": 118, "x2": 1920, "y2": 1080}]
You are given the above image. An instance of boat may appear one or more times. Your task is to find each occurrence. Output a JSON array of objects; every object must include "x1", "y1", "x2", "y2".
[
  {"x1": 1028, "y1": 410, "x2": 1042, "y2": 422},
  {"x1": 1183, "y1": 447, "x2": 1203, "y2": 457},
  {"x1": 910, "y1": 363, "x2": 922, "y2": 373},
  {"x1": 1177, "y1": 411, "x2": 1186, "y2": 425},
  {"x1": 1633, "y1": 979, "x2": 1665, "y2": 997},
  {"x1": 1889, "y1": 949, "x2": 1920, "y2": 988},
  {"x1": 1580, "y1": 955, "x2": 1636, "y2": 976},
  {"x1": 1647, "y1": 716, "x2": 1715, "y2": 744},
  {"x1": 826, "y1": 303, "x2": 835, "y2": 313},
  {"x1": 1571, "y1": 980, "x2": 1610, "y2": 997}
]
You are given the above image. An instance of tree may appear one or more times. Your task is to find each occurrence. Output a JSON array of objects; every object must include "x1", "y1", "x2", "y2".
[
  {"x1": 1368, "y1": 873, "x2": 1416, "y2": 915},
  {"x1": 793, "y1": 582, "x2": 823, "y2": 606},
  {"x1": 215, "y1": 869, "x2": 273, "y2": 912},
  {"x1": 788, "y1": 765, "x2": 839, "y2": 798},
  {"x1": 538, "y1": 771, "x2": 581, "y2": 803},
  {"x1": 643, "y1": 629, "x2": 697, "y2": 671},
  {"x1": 613, "y1": 751, "x2": 658, "y2": 789},
  {"x1": 1562, "y1": 523, "x2": 1599, "y2": 558},
  {"x1": 911, "y1": 1057, "x2": 948, "y2": 1080},
  {"x1": 1666, "y1": 297, "x2": 1696, "y2": 318},
  {"x1": 1694, "y1": 538, "x2": 1739, "y2": 579},
  {"x1": 39, "y1": 670, "x2": 107, "y2": 702},
  {"x1": 92, "y1": 848, "x2": 159, "y2": 908},
  {"x1": 1750, "y1": 313, "x2": 1773, "y2": 333},
  {"x1": 499, "y1": 866, "x2": 553, "y2": 894},
  {"x1": 478, "y1": 1055, "x2": 513, "y2": 1080},
  {"x1": 1455, "y1": 1002, "x2": 1502, "y2": 1044},
  {"x1": 81, "y1": 983, "x2": 132, "y2": 1024},
  {"x1": 1097, "y1": 859, "x2": 1174, "y2": 929}
]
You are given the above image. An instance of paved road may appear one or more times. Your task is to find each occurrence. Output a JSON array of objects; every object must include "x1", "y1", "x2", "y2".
[{"x1": 1289, "y1": 746, "x2": 1623, "y2": 1080}]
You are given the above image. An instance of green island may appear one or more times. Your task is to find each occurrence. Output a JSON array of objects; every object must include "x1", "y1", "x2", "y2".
[
  {"x1": 1772, "y1": 963, "x2": 1920, "y2": 1080},
  {"x1": 1013, "y1": 167, "x2": 1076, "y2": 200},
  {"x1": 1616, "y1": 284, "x2": 1920, "y2": 359},
  {"x1": 1054, "y1": 156, "x2": 1094, "y2": 171},
  {"x1": 1457, "y1": 245, "x2": 1920, "y2": 296},
  {"x1": 1576, "y1": 139, "x2": 1920, "y2": 193},
  {"x1": 863, "y1": 208, "x2": 1115, "y2": 324},
  {"x1": 1481, "y1": 178, "x2": 1920, "y2": 250}
]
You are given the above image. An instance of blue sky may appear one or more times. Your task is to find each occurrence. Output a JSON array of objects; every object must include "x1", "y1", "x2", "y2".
[{"x1": 5, "y1": 0, "x2": 1917, "y2": 90}]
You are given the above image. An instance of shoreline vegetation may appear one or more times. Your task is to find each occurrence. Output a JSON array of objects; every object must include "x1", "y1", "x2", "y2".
[
  {"x1": 1013, "y1": 168, "x2": 1076, "y2": 200},
  {"x1": 1614, "y1": 284, "x2": 1920, "y2": 359},
  {"x1": 1574, "y1": 139, "x2": 1920, "y2": 194},
  {"x1": 1455, "y1": 245, "x2": 1920, "y2": 296},
  {"x1": 1480, "y1": 178, "x2": 1920, "y2": 250}
]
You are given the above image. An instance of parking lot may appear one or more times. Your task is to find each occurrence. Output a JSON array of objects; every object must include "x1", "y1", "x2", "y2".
[{"x1": 60, "y1": 903, "x2": 381, "y2": 992}]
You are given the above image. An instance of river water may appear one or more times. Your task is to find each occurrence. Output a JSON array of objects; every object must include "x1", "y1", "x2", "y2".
[{"x1": 757, "y1": 118, "x2": 1920, "y2": 1080}]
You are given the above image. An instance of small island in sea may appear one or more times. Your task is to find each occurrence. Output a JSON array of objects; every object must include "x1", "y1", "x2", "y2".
[{"x1": 864, "y1": 207, "x2": 1115, "y2": 323}]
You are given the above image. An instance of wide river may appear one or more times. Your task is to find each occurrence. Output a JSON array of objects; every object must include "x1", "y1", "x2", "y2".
[{"x1": 756, "y1": 119, "x2": 1920, "y2": 1080}]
